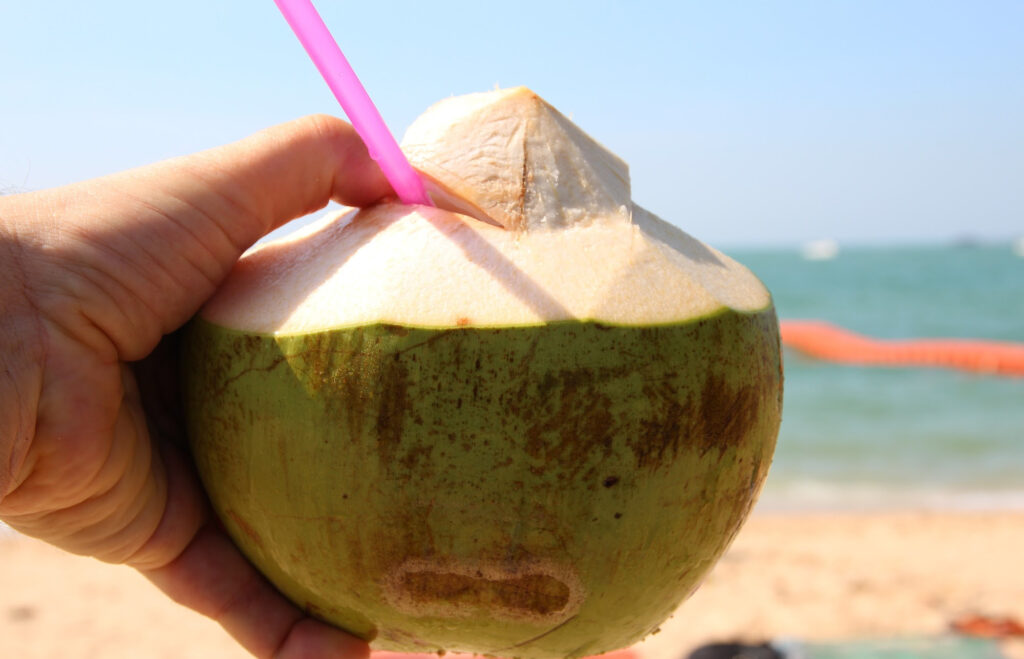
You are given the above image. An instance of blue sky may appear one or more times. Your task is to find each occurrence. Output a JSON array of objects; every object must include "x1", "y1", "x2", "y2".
[{"x1": 2, "y1": 1, "x2": 1022, "y2": 247}]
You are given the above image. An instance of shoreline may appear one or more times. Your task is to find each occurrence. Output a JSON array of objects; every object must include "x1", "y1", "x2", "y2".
[
  {"x1": 3, "y1": 509, "x2": 1024, "y2": 658},
  {"x1": 754, "y1": 486, "x2": 1024, "y2": 514}
]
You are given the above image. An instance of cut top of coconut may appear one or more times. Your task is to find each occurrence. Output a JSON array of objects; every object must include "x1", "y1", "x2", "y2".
[
  {"x1": 200, "y1": 87, "x2": 772, "y2": 334},
  {"x1": 201, "y1": 203, "x2": 771, "y2": 334},
  {"x1": 402, "y1": 87, "x2": 631, "y2": 233}
]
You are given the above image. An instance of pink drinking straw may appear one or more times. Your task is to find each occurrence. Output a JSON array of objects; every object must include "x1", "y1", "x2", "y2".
[{"x1": 274, "y1": 0, "x2": 432, "y2": 206}]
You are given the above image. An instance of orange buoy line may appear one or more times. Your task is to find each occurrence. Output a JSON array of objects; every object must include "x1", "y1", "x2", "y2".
[{"x1": 779, "y1": 320, "x2": 1024, "y2": 376}]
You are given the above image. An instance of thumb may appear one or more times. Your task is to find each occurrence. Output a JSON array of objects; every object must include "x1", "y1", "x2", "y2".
[
  {"x1": 135, "y1": 113, "x2": 395, "y2": 236},
  {"x1": 23, "y1": 114, "x2": 393, "y2": 360}
]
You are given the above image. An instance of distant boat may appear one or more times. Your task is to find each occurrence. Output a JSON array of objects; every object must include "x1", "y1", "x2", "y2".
[{"x1": 801, "y1": 239, "x2": 839, "y2": 261}]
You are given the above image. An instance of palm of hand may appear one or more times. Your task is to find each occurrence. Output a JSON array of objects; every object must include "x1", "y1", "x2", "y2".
[
  {"x1": 4, "y1": 317, "x2": 170, "y2": 563},
  {"x1": 2, "y1": 169, "x2": 228, "y2": 564}
]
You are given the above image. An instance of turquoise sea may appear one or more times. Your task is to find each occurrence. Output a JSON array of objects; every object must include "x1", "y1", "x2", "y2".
[{"x1": 730, "y1": 243, "x2": 1024, "y2": 511}]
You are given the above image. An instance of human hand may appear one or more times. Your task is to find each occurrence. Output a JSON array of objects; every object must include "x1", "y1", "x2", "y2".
[{"x1": 0, "y1": 116, "x2": 392, "y2": 658}]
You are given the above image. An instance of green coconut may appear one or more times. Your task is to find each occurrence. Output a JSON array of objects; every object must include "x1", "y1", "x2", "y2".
[{"x1": 184, "y1": 87, "x2": 782, "y2": 659}]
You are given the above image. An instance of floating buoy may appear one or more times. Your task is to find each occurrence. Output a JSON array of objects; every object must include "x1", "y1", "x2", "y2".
[{"x1": 780, "y1": 320, "x2": 1024, "y2": 376}]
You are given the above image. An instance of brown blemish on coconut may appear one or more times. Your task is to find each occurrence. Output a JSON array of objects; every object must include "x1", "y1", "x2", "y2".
[
  {"x1": 520, "y1": 366, "x2": 617, "y2": 471},
  {"x1": 693, "y1": 375, "x2": 760, "y2": 455},
  {"x1": 225, "y1": 509, "x2": 264, "y2": 549},
  {"x1": 374, "y1": 350, "x2": 412, "y2": 462},
  {"x1": 632, "y1": 386, "x2": 690, "y2": 470},
  {"x1": 401, "y1": 571, "x2": 569, "y2": 615},
  {"x1": 193, "y1": 328, "x2": 287, "y2": 402},
  {"x1": 383, "y1": 558, "x2": 583, "y2": 623},
  {"x1": 623, "y1": 311, "x2": 781, "y2": 469},
  {"x1": 382, "y1": 323, "x2": 411, "y2": 337}
]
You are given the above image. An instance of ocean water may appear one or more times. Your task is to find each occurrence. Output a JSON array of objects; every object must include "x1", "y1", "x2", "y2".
[{"x1": 729, "y1": 243, "x2": 1024, "y2": 511}]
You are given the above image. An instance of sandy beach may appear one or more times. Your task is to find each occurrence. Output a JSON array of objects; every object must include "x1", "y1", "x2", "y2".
[{"x1": 2, "y1": 510, "x2": 1023, "y2": 659}]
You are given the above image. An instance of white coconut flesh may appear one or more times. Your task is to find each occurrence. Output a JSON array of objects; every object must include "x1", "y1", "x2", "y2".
[{"x1": 200, "y1": 87, "x2": 771, "y2": 334}]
